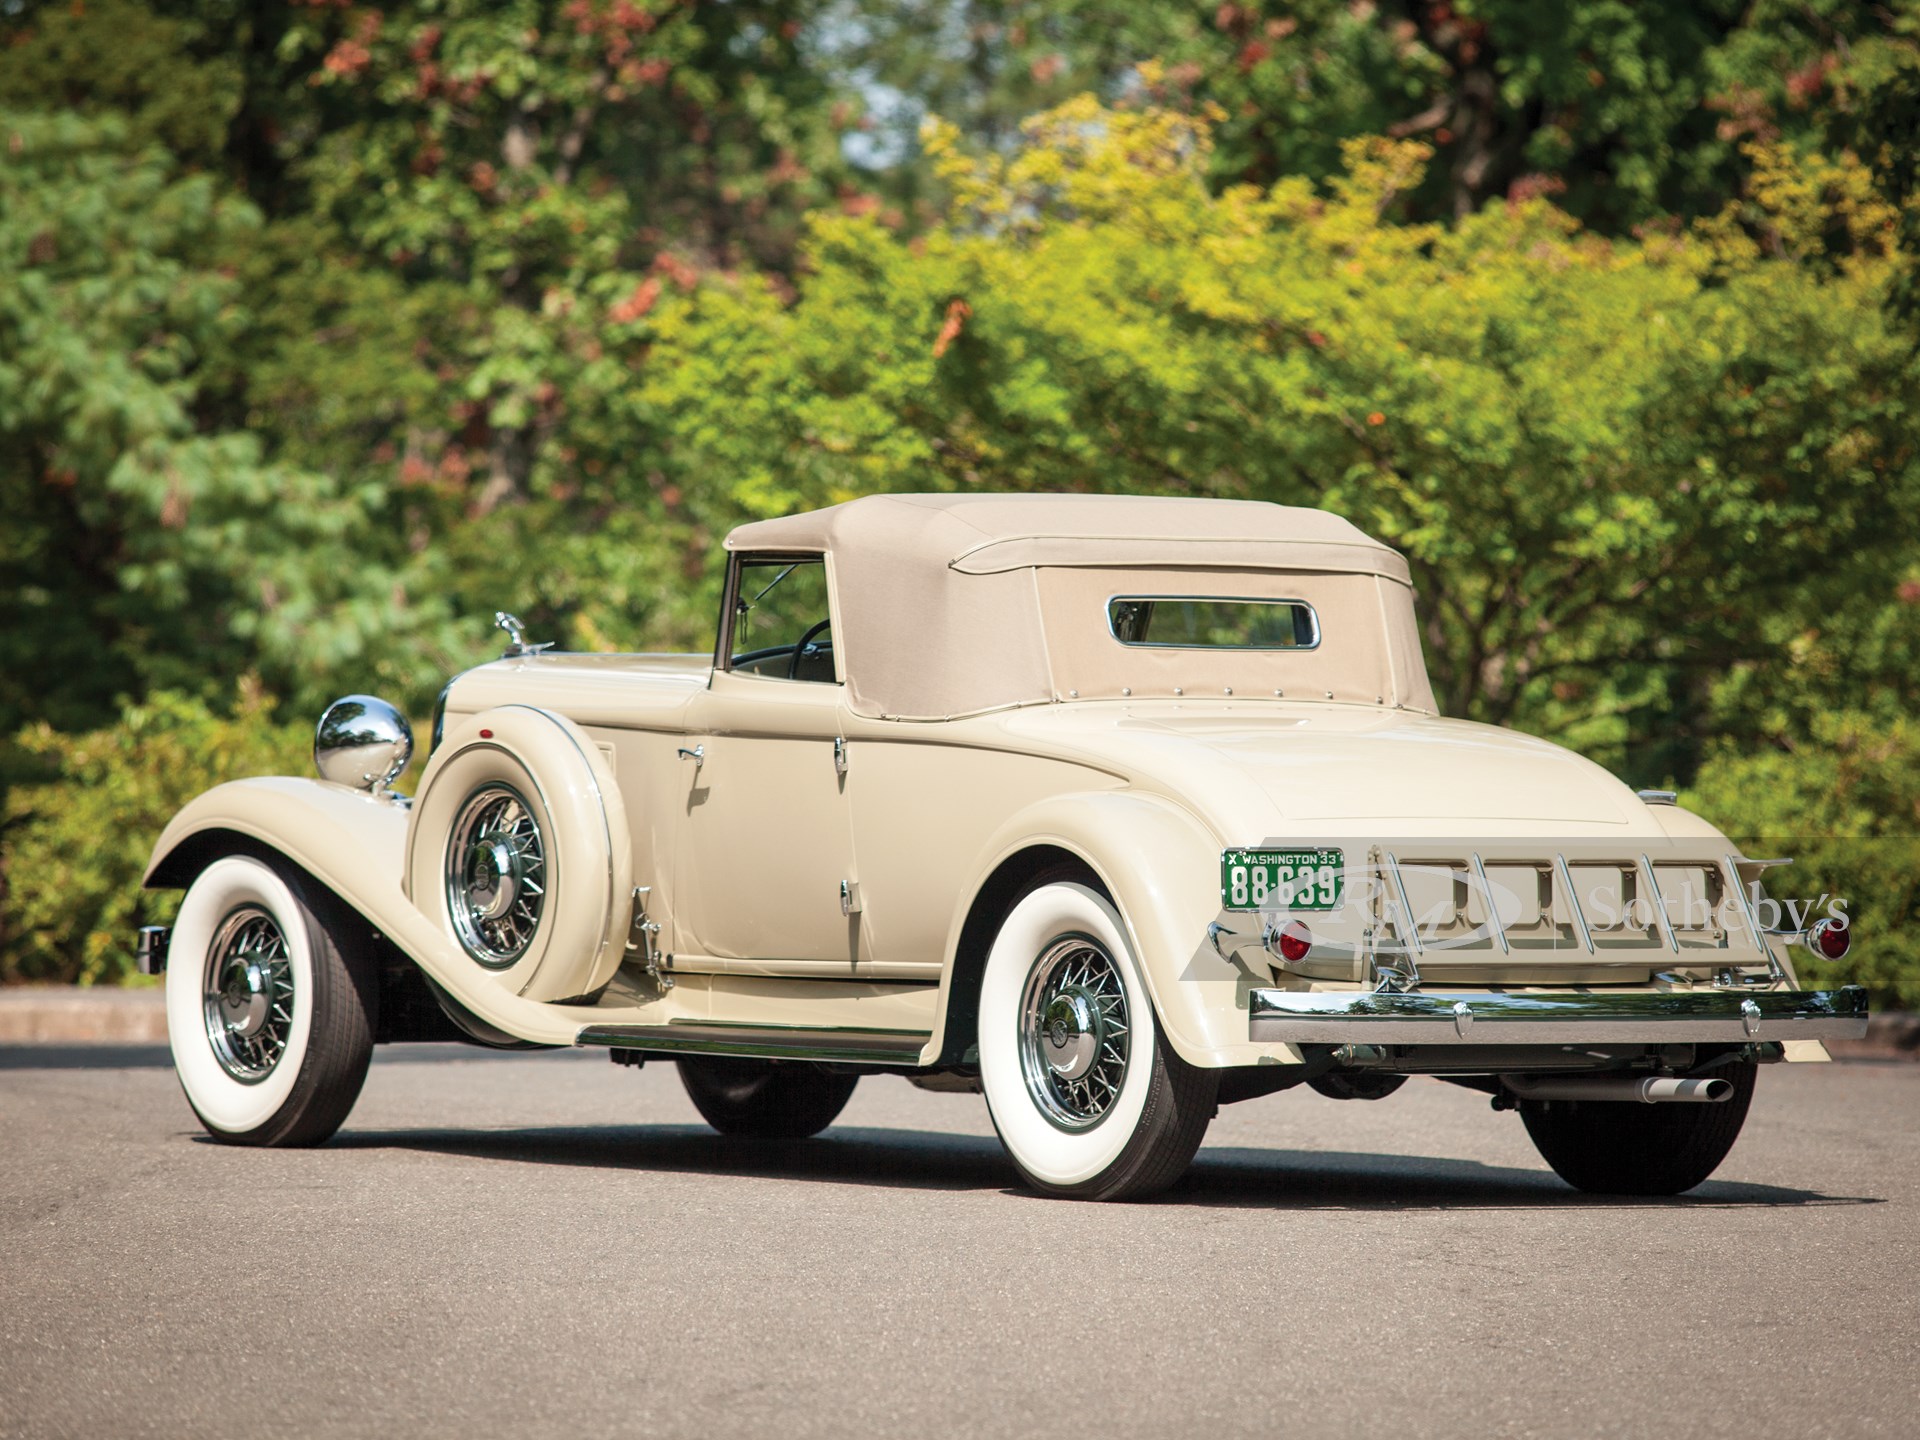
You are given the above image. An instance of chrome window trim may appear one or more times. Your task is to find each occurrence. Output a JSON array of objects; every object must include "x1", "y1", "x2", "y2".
[{"x1": 1104, "y1": 594, "x2": 1322, "y2": 651}]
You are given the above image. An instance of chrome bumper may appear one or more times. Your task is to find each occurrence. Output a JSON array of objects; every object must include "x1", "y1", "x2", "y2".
[{"x1": 1247, "y1": 985, "x2": 1869, "y2": 1046}]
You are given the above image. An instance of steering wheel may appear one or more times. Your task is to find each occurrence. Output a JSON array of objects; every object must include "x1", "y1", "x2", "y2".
[{"x1": 788, "y1": 617, "x2": 834, "y2": 679}]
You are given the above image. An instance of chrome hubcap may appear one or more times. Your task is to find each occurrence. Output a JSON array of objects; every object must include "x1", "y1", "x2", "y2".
[
  {"x1": 1041, "y1": 992, "x2": 1099, "y2": 1081},
  {"x1": 1019, "y1": 935, "x2": 1130, "y2": 1131},
  {"x1": 465, "y1": 836, "x2": 521, "y2": 923},
  {"x1": 446, "y1": 784, "x2": 546, "y2": 967},
  {"x1": 202, "y1": 907, "x2": 293, "y2": 1083}
]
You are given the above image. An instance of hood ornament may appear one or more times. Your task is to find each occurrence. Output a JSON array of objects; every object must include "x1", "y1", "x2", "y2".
[{"x1": 495, "y1": 611, "x2": 553, "y2": 659}]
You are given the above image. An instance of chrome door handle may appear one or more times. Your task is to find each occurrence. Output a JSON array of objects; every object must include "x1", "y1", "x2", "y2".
[{"x1": 677, "y1": 745, "x2": 705, "y2": 769}]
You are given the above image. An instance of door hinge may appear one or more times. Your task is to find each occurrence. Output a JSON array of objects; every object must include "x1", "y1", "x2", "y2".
[
  {"x1": 627, "y1": 885, "x2": 672, "y2": 989},
  {"x1": 840, "y1": 879, "x2": 862, "y2": 916},
  {"x1": 833, "y1": 735, "x2": 847, "y2": 778}
]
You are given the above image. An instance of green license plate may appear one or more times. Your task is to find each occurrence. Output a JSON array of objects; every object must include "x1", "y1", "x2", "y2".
[{"x1": 1221, "y1": 847, "x2": 1345, "y2": 911}]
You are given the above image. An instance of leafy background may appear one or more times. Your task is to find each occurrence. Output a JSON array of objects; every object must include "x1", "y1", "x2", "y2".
[{"x1": 2, "y1": 0, "x2": 1917, "y2": 1001}]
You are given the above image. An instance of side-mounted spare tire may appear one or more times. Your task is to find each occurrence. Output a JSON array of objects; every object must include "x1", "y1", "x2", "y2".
[{"x1": 406, "y1": 705, "x2": 632, "y2": 1004}]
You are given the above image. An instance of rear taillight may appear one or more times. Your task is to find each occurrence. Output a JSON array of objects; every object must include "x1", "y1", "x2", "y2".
[
  {"x1": 1806, "y1": 916, "x2": 1851, "y2": 960},
  {"x1": 1265, "y1": 919, "x2": 1312, "y2": 964}
]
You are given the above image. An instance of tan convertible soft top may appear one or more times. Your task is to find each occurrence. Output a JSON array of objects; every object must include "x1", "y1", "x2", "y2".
[{"x1": 725, "y1": 494, "x2": 1435, "y2": 720}]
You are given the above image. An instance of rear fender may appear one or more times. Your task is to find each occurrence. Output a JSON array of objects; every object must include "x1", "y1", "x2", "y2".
[{"x1": 933, "y1": 791, "x2": 1292, "y2": 1069}]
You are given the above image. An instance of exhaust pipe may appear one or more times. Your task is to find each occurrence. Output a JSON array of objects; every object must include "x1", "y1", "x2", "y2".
[{"x1": 1501, "y1": 1074, "x2": 1732, "y2": 1105}]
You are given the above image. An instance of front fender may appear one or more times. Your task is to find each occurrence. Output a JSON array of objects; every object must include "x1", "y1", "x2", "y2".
[
  {"x1": 144, "y1": 777, "x2": 582, "y2": 1045},
  {"x1": 941, "y1": 790, "x2": 1300, "y2": 1069},
  {"x1": 146, "y1": 777, "x2": 409, "y2": 896}
]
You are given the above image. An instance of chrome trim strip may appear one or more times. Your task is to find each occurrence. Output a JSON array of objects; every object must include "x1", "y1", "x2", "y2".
[
  {"x1": 1552, "y1": 854, "x2": 1596, "y2": 954},
  {"x1": 1382, "y1": 851, "x2": 1426, "y2": 958},
  {"x1": 1721, "y1": 853, "x2": 1787, "y2": 983},
  {"x1": 1469, "y1": 853, "x2": 1508, "y2": 955},
  {"x1": 1248, "y1": 986, "x2": 1868, "y2": 1045},
  {"x1": 575, "y1": 1021, "x2": 931, "y2": 1064},
  {"x1": 1638, "y1": 852, "x2": 1681, "y2": 954}
]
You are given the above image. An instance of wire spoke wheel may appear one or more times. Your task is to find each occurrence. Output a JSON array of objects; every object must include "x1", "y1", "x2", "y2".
[
  {"x1": 981, "y1": 879, "x2": 1216, "y2": 1200},
  {"x1": 445, "y1": 783, "x2": 548, "y2": 967},
  {"x1": 1018, "y1": 934, "x2": 1132, "y2": 1131},
  {"x1": 201, "y1": 906, "x2": 295, "y2": 1084}
]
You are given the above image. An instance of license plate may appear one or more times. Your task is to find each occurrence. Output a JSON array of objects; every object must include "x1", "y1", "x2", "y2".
[{"x1": 1221, "y1": 848, "x2": 1344, "y2": 911}]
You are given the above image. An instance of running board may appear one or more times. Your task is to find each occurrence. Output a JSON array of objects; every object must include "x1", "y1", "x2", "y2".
[{"x1": 575, "y1": 1020, "x2": 931, "y2": 1064}]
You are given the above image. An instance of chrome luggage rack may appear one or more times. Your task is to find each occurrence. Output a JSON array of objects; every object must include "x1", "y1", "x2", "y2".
[
  {"x1": 1357, "y1": 845, "x2": 1786, "y2": 992},
  {"x1": 1241, "y1": 845, "x2": 1869, "y2": 1048}
]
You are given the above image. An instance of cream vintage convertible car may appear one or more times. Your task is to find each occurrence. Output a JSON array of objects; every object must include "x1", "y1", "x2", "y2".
[{"x1": 139, "y1": 494, "x2": 1867, "y2": 1200}]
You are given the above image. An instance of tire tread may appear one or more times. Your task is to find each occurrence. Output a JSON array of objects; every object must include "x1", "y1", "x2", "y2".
[{"x1": 1077, "y1": 1036, "x2": 1218, "y2": 1202}]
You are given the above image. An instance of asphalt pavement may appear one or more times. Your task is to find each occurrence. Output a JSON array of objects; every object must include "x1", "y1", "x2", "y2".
[{"x1": 2, "y1": 1044, "x2": 1915, "y2": 1439}]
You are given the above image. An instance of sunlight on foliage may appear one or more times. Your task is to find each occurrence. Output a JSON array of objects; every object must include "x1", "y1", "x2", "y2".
[
  {"x1": 3, "y1": 1, "x2": 1919, "y2": 998},
  {"x1": 648, "y1": 97, "x2": 1920, "y2": 774},
  {"x1": 1, "y1": 684, "x2": 311, "y2": 985}
]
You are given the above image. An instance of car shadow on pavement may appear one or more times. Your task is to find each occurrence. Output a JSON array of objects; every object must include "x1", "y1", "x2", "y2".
[
  {"x1": 326, "y1": 1122, "x2": 1019, "y2": 1192},
  {"x1": 320, "y1": 1123, "x2": 1880, "y2": 1209},
  {"x1": 1175, "y1": 1146, "x2": 1880, "y2": 1210}
]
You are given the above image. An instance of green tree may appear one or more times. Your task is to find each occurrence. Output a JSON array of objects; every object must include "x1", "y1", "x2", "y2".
[
  {"x1": 4, "y1": 7, "x2": 1918, "y2": 998},
  {"x1": 0, "y1": 108, "x2": 461, "y2": 734},
  {"x1": 1686, "y1": 713, "x2": 1920, "y2": 1008},
  {"x1": 841, "y1": 1, "x2": 1920, "y2": 232},
  {"x1": 0, "y1": 0, "x2": 244, "y2": 161},
  {"x1": 0, "y1": 1, "x2": 880, "y2": 726},
  {"x1": 1, "y1": 683, "x2": 311, "y2": 986},
  {"x1": 641, "y1": 99, "x2": 1920, "y2": 776}
]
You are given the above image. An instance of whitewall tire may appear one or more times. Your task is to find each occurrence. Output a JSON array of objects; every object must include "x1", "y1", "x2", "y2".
[
  {"x1": 978, "y1": 878, "x2": 1217, "y2": 1200},
  {"x1": 166, "y1": 855, "x2": 375, "y2": 1146}
]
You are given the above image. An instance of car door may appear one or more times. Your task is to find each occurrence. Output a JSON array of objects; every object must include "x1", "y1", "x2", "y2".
[{"x1": 675, "y1": 553, "x2": 861, "y2": 972}]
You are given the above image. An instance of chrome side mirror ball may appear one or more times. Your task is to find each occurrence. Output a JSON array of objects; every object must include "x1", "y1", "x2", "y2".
[{"x1": 315, "y1": 695, "x2": 414, "y2": 798}]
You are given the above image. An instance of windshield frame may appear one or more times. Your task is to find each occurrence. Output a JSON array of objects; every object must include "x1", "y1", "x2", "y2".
[{"x1": 713, "y1": 549, "x2": 843, "y2": 683}]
